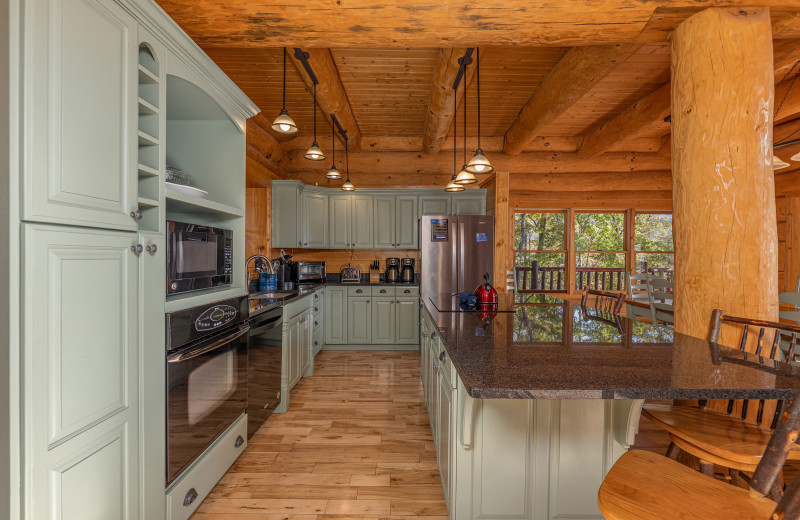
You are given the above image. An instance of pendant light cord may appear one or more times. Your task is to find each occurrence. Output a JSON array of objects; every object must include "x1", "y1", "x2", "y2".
[
  {"x1": 463, "y1": 74, "x2": 467, "y2": 165},
  {"x1": 282, "y1": 48, "x2": 287, "y2": 108},
  {"x1": 313, "y1": 83, "x2": 317, "y2": 140},
  {"x1": 453, "y1": 86, "x2": 458, "y2": 175},
  {"x1": 476, "y1": 48, "x2": 481, "y2": 150},
  {"x1": 345, "y1": 141, "x2": 350, "y2": 180},
  {"x1": 331, "y1": 121, "x2": 335, "y2": 163}
]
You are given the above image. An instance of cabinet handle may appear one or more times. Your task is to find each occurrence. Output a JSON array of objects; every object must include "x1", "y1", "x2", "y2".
[
  {"x1": 380, "y1": 289, "x2": 387, "y2": 294},
  {"x1": 234, "y1": 435, "x2": 244, "y2": 448},
  {"x1": 404, "y1": 289, "x2": 411, "y2": 294},
  {"x1": 145, "y1": 244, "x2": 157, "y2": 254},
  {"x1": 130, "y1": 210, "x2": 142, "y2": 221},
  {"x1": 439, "y1": 351, "x2": 447, "y2": 363},
  {"x1": 304, "y1": 242, "x2": 308, "y2": 246},
  {"x1": 130, "y1": 244, "x2": 143, "y2": 255},
  {"x1": 299, "y1": 241, "x2": 302, "y2": 245},
  {"x1": 356, "y1": 289, "x2": 363, "y2": 294},
  {"x1": 431, "y1": 332, "x2": 437, "y2": 339},
  {"x1": 183, "y1": 488, "x2": 199, "y2": 507},
  {"x1": 315, "y1": 321, "x2": 318, "y2": 327},
  {"x1": 314, "y1": 307, "x2": 319, "y2": 312}
]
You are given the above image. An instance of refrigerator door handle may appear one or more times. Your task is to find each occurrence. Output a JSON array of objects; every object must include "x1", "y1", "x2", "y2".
[{"x1": 458, "y1": 221, "x2": 465, "y2": 293}]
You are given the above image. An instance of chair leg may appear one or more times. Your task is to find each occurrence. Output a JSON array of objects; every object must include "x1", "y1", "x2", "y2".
[
  {"x1": 665, "y1": 442, "x2": 681, "y2": 460},
  {"x1": 771, "y1": 477, "x2": 784, "y2": 502},
  {"x1": 699, "y1": 460, "x2": 714, "y2": 477},
  {"x1": 730, "y1": 469, "x2": 749, "y2": 489}
]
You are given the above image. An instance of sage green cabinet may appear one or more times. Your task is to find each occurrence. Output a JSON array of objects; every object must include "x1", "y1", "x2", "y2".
[
  {"x1": 300, "y1": 310, "x2": 312, "y2": 377},
  {"x1": 351, "y1": 195, "x2": 374, "y2": 248},
  {"x1": 373, "y1": 196, "x2": 396, "y2": 249},
  {"x1": 24, "y1": 223, "x2": 140, "y2": 520},
  {"x1": 329, "y1": 194, "x2": 352, "y2": 249},
  {"x1": 324, "y1": 287, "x2": 348, "y2": 344},
  {"x1": 287, "y1": 313, "x2": 302, "y2": 389},
  {"x1": 347, "y1": 297, "x2": 372, "y2": 344},
  {"x1": 302, "y1": 190, "x2": 328, "y2": 248},
  {"x1": 374, "y1": 195, "x2": 419, "y2": 249},
  {"x1": 328, "y1": 194, "x2": 373, "y2": 249},
  {"x1": 419, "y1": 196, "x2": 451, "y2": 216},
  {"x1": 453, "y1": 193, "x2": 486, "y2": 215},
  {"x1": 27, "y1": 0, "x2": 139, "y2": 232},
  {"x1": 396, "y1": 297, "x2": 420, "y2": 344},
  {"x1": 437, "y1": 359, "x2": 453, "y2": 507},
  {"x1": 371, "y1": 297, "x2": 396, "y2": 343},
  {"x1": 273, "y1": 183, "x2": 302, "y2": 248}
]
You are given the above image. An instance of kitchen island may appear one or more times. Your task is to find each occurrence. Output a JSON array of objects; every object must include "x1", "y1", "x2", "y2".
[{"x1": 420, "y1": 294, "x2": 800, "y2": 520}]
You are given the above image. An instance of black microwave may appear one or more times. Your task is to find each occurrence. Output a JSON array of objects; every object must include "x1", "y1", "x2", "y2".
[{"x1": 166, "y1": 221, "x2": 233, "y2": 294}]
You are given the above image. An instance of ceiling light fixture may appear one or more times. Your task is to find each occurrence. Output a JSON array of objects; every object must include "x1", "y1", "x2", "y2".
[
  {"x1": 271, "y1": 48, "x2": 298, "y2": 135},
  {"x1": 455, "y1": 60, "x2": 477, "y2": 186},
  {"x1": 341, "y1": 141, "x2": 354, "y2": 191},
  {"x1": 304, "y1": 82, "x2": 325, "y2": 161},
  {"x1": 325, "y1": 120, "x2": 341, "y2": 179},
  {"x1": 445, "y1": 92, "x2": 465, "y2": 192},
  {"x1": 466, "y1": 48, "x2": 494, "y2": 175}
]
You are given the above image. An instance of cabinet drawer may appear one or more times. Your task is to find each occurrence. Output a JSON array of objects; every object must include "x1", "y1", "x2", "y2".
[
  {"x1": 347, "y1": 286, "x2": 370, "y2": 297},
  {"x1": 397, "y1": 286, "x2": 420, "y2": 297},
  {"x1": 372, "y1": 286, "x2": 396, "y2": 297}
]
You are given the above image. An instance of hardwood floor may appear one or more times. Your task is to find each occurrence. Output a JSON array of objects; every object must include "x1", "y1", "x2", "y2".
[{"x1": 191, "y1": 350, "x2": 448, "y2": 520}]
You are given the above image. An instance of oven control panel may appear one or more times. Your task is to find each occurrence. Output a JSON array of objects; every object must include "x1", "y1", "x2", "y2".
[{"x1": 195, "y1": 304, "x2": 238, "y2": 332}]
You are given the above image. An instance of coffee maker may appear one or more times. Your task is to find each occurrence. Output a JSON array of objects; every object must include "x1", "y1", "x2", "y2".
[
  {"x1": 401, "y1": 258, "x2": 415, "y2": 283},
  {"x1": 385, "y1": 258, "x2": 400, "y2": 283}
]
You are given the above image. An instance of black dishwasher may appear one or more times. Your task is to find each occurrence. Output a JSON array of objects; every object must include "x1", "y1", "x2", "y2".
[{"x1": 247, "y1": 307, "x2": 283, "y2": 438}]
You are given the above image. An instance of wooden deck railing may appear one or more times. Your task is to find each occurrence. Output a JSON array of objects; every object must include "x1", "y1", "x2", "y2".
[{"x1": 515, "y1": 260, "x2": 674, "y2": 292}]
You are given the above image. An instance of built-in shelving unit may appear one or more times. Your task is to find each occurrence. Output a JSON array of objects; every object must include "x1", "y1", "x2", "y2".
[
  {"x1": 165, "y1": 187, "x2": 243, "y2": 218},
  {"x1": 136, "y1": 43, "x2": 163, "y2": 233}
]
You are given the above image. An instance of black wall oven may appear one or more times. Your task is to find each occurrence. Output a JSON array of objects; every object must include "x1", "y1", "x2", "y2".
[
  {"x1": 165, "y1": 296, "x2": 248, "y2": 485},
  {"x1": 166, "y1": 220, "x2": 233, "y2": 295}
]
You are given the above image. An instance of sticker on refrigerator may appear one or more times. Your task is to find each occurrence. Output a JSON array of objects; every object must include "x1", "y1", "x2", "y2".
[
  {"x1": 431, "y1": 219, "x2": 449, "y2": 241},
  {"x1": 475, "y1": 232, "x2": 488, "y2": 243}
]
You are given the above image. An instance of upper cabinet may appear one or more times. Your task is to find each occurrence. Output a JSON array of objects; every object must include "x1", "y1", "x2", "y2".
[
  {"x1": 302, "y1": 189, "x2": 329, "y2": 248},
  {"x1": 419, "y1": 195, "x2": 451, "y2": 216},
  {"x1": 25, "y1": 0, "x2": 139, "y2": 231}
]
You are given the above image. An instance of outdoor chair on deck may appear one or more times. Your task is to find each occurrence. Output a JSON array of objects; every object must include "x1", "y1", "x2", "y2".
[
  {"x1": 598, "y1": 388, "x2": 800, "y2": 520},
  {"x1": 580, "y1": 287, "x2": 625, "y2": 314},
  {"x1": 779, "y1": 275, "x2": 800, "y2": 323},
  {"x1": 625, "y1": 272, "x2": 651, "y2": 321},
  {"x1": 506, "y1": 270, "x2": 517, "y2": 294},
  {"x1": 640, "y1": 310, "x2": 800, "y2": 495},
  {"x1": 646, "y1": 275, "x2": 674, "y2": 326}
]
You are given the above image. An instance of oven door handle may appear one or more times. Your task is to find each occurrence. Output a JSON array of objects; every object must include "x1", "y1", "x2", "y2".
[
  {"x1": 250, "y1": 315, "x2": 283, "y2": 336},
  {"x1": 167, "y1": 325, "x2": 250, "y2": 363}
]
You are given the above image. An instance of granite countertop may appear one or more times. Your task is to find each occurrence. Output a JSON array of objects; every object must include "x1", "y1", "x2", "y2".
[
  {"x1": 325, "y1": 281, "x2": 420, "y2": 287},
  {"x1": 424, "y1": 296, "x2": 800, "y2": 400}
]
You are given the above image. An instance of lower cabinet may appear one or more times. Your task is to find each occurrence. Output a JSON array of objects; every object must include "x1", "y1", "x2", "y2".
[
  {"x1": 324, "y1": 286, "x2": 347, "y2": 344},
  {"x1": 371, "y1": 297, "x2": 396, "y2": 343},
  {"x1": 287, "y1": 309, "x2": 312, "y2": 390},
  {"x1": 347, "y1": 296, "x2": 372, "y2": 344},
  {"x1": 325, "y1": 286, "x2": 420, "y2": 346}
]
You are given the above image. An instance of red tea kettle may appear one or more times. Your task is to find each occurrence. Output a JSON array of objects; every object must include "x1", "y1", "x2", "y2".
[{"x1": 474, "y1": 273, "x2": 498, "y2": 305}]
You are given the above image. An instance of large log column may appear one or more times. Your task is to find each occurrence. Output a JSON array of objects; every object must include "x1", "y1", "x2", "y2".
[{"x1": 672, "y1": 8, "x2": 777, "y2": 343}]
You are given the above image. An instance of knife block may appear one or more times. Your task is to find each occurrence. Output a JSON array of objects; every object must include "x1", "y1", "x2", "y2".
[{"x1": 370, "y1": 270, "x2": 380, "y2": 284}]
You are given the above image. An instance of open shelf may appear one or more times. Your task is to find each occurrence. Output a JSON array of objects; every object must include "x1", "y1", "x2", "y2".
[
  {"x1": 165, "y1": 187, "x2": 244, "y2": 218},
  {"x1": 165, "y1": 285, "x2": 247, "y2": 313},
  {"x1": 137, "y1": 130, "x2": 159, "y2": 147},
  {"x1": 137, "y1": 163, "x2": 159, "y2": 177},
  {"x1": 138, "y1": 97, "x2": 159, "y2": 115},
  {"x1": 137, "y1": 196, "x2": 159, "y2": 208},
  {"x1": 138, "y1": 64, "x2": 159, "y2": 84}
]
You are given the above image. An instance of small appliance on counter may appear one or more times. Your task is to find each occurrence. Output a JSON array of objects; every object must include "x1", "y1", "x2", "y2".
[
  {"x1": 292, "y1": 261, "x2": 326, "y2": 285},
  {"x1": 385, "y1": 258, "x2": 400, "y2": 283},
  {"x1": 340, "y1": 266, "x2": 361, "y2": 284},
  {"x1": 474, "y1": 273, "x2": 498, "y2": 305},
  {"x1": 401, "y1": 258, "x2": 415, "y2": 283},
  {"x1": 276, "y1": 252, "x2": 295, "y2": 290},
  {"x1": 369, "y1": 260, "x2": 380, "y2": 284}
]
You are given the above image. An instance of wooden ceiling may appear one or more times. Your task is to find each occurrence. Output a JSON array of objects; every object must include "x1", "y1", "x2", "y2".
[{"x1": 157, "y1": 1, "x2": 800, "y2": 188}]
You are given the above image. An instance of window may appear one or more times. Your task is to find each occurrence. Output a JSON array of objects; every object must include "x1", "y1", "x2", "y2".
[
  {"x1": 574, "y1": 212, "x2": 627, "y2": 291},
  {"x1": 634, "y1": 212, "x2": 674, "y2": 280},
  {"x1": 513, "y1": 211, "x2": 567, "y2": 291}
]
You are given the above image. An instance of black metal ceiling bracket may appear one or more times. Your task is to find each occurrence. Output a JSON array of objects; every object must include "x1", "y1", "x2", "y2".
[
  {"x1": 452, "y1": 48, "x2": 475, "y2": 91},
  {"x1": 331, "y1": 114, "x2": 348, "y2": 141},
  {"x1": 293, "y1": 48, "x2": 318, "y2": 85}
]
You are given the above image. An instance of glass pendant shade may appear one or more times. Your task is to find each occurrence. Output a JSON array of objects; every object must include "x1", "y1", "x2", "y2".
[
  {"x1": 791, "y1": 151, "x2": 800, "y2": 162},
  {"x1": 271, "y1": 108, "x2": 298, "y2": 135},
  {"x1": 326, "y1": 165, "x2": 341, "y2": 179},
  {"x1": 454, "y1": 165, "x2": 477, "y2": 185},
  {"x1": 445, "y1": 174, "x2": 465, "y2": 192},
  {"x1": 774, "y1": 154, "x2": 790, "y2": 170},
  {"x1": 304, "y1": 142, "x2": 325, "y2": 161},
  {"x1": 341, "y1": 178, "x2": 355, "y2": 191},
  {"x1": 466, "y1": 149, "x2": 494, "y2": 174}
]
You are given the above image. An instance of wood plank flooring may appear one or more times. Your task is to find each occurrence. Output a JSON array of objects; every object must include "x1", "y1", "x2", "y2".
[{"x1": 191, "y1": 350, "x2": 448, "y2": 520}]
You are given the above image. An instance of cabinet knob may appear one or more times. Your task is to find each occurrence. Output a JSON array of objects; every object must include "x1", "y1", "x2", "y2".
[
  {"x1": 431, "y1": 332, "x2": 437, "y2": 339},
  {"x1": 299, "y1": 241, "x2": 302, "y2": 245},
  {"x1": 234, "y1": 435, "x2": 244, "y2": 448},
  {"x1": 314, "y1": 307, "x2": 319, "y2": 312},
  {"x1": 130, "y1": 210, "x2": 142, "y2": 221},
  {"x1": 145, "y1": 244, "x2": 157, "y2": 254},
  {"x1": 131, "y1": 244, "x2": 143, "y2": 255},
  {"x1": 314, "y1": 341, "x2": 318, "y2": 346},
  {"x1": 367, "y1": 300, "x2": 370, "y2": 303},
  {"x1": 304, "y1": 242, "x2": 307, "y2": 246},
  {"x1": 439, "y1": 351, "x2": 447, "y2": 363}
]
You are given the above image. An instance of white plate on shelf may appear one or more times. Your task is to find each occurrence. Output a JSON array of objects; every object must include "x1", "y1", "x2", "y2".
[{"x1": 166, "y1": 182, "x2": 208, "y2": 198}]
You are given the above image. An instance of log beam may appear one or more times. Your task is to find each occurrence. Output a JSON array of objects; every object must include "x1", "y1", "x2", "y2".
[
  {"x1": 775, "y1": 73, "x2": 800, "y2": 123},
  {"x1": 510, "y1": 171, "x2": 672, "y2": 192},
  {"x1": 422, "y1": 48, "x2": 476, "y2": 154},
  {"x1": 288, "y1": 48, "x2": 362, "y2": 152},
  {"x1": 285, "y1": 150, "x2": 671, "y2": 176},
  {"x1": 577, "y1": 83, "x2": 671, "y2": 158},
  {"x1": 246, "y1": 144, "x2": 287, "y2": 187},
  {"x1": 503, "y1": 44, "x2": 641, "y2": 156},
  {"x1": 246, "y1": 117, "x2": 287, "y2": 167},
  {"x1": 773, "y1": 39, "x2": 800, "y2": 81},
  {"x1": 671, "y1": 7, "x2": 777, "y2": 342}
]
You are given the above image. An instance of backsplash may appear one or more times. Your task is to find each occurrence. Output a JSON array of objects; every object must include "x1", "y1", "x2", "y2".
[{"x1": 269, "y1": 248, "x2": 421, "y2": 276}]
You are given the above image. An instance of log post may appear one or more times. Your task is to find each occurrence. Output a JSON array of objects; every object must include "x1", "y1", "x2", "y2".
[
  {"x1": 493, "y1": 172, "x2": 511, "y2": 294},
  {"x1": 786, "y1": 194, "x2": 800, "y2": 291},
  {"x1": 671, "y1": 8, "x2": 778, "y2": 344}
]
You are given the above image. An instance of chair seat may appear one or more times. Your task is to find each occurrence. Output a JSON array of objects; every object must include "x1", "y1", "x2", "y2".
[
  {"x1": 598, "y1": 450, "x2": 776, "y2": 520},
  {"x1": 642, "y1": 404, "x2": 800, "y2": 465}
]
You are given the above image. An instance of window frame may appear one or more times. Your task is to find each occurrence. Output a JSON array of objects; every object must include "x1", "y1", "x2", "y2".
[
  {"x1": 632, "y1": 210, "x2": 675, "y2": 280},
  {"x1": 573, "y1": 209, "x2": 629, "y2": 291},
  {"x1": 512, "y1": 209, "x2": 568, "y2": 293}
]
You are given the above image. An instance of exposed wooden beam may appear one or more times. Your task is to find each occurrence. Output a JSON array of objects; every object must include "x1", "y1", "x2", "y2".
[
  {"x1": 288, "y1": 48, "x2": 362, "y2": 152},
  {"x1": 422, "y1": 48, "x2": 476, "y2": 154},
  {"x1": 775, "y1": 73, "x2": 800, "y2": 123},
  {"x1": 510, "y1": 171, "x2": 672, "y2": 192},
  {"x1": 773, "y1": 39, "x2": 800, "y2": 81},
  {"x1": 246, "y1": 117, "x2": 287, "y2": 167},
  {"x1": 776, "y1": 117, "x2": 800, "y2": 143},
  {"x1": 577, "y1": 83, "x2": 671, "y2": 158},
  {"x1": 502, "y1": 44, "x2": 642, "y2": 156},
  {"x1": 246, "y1": 144, "x2": 287, "y2": 186},
  {"x1": 773, "y1": 11, "x2": 800, "y2": 38},
  {"x1": 512, "y1": 191, "x2": 673, "y2": 210},
  {"x1": 285, "y1": 150, "x2": 671, "y2": 176}
]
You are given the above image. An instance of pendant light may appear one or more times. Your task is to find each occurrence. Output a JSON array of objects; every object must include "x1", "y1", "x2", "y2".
[
  {"x1": 325, "y1": 123, "x2": 341, "y2": 179},
  {"x1": 304, "y1": 82, "x2": 325, "y2": 160},
  {"x1": 271, "y1": 48, "x2": 299, "y2": 135},
  {"x1": 774, "y1": 155, "x2": 791, "y2": 170},
  {"x1": 445, "y1": 93, "x2": 465, "y2": 192},
  {"x1": 466, "y1": 48, "x2": 494, "y2": 175},
  {"x1": 455, "y1": 76, "x2": 477, "y2": 185},
  {"x1": 341, "y1": 139, "x2": 355, "y2": 191}
]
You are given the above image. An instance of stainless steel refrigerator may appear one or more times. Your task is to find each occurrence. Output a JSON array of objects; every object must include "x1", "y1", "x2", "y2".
[{"x1": 420, "y1": 215, "x2": 495, "y2": 302}]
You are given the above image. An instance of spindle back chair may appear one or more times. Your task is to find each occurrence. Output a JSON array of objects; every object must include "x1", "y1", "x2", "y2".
[
  {"x1": 580, "y1": 287, "x2": 625, "y2": 314},
  {"x1": 647, "y1": 275, "x2": 674, "y2": 325}
]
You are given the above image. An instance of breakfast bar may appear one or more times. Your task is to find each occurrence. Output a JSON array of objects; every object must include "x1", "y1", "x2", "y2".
[{"x1": 419, "y1": 294, "x2": 800, "y2": 520}]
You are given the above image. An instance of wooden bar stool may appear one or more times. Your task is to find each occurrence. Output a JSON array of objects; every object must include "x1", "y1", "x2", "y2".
[
  {"x1": 641, "y1": 310, "x2": 800, "y2": 492},
  {"x1": 581, "y1": 287, "x2": 625, "y2": 314},
  {"x1": 599, "y1": 389, "x2": 800, "y2": 519}
]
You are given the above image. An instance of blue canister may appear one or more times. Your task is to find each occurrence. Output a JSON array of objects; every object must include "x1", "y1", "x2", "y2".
[{"x1": 259, "y1": 273, "x2": 277, "y2": 291}]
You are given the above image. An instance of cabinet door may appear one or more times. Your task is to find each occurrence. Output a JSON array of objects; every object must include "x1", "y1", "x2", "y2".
[
  {"x1": 300, "y1": 312, "x2": 312, "y2": 375},
  {"x1": 419, "y1": 196, "x2": 451, "y2": 217},
  {"x1": 351, "y1": 195, "x2": 374, "y2": 249},
  {"x1": 371, "y1": 297, "x2": 395, "y2": 344},
  {"x1": 437, "y1": 370, "x2": 453, "y2": 506},
  {"x1": 453, "y1": 194, "x2": 486, "y2": 215},
  {"x1": 273, "y1": 185, "x2": 301, "y2": 248},
  {"x1": 287, "y1": 316, "x2": 301, "y2": 388},
  {"x1": 24, "y1": 223, "x2": 140, "y2": 520},
  {"x1": 302, "y1": 191, "x2": 328, "y2": 248},
  {"x1": 26, "y1": 0, "x2": 139, "y2": 231},
  {"x1": 328, "y1": 194, "x2": 351, "y2": 249},
  {"x1": 373, "y1": 196, "x2": 396, "y2": 249},
  {"x1": 324, "y1": 287, "x2": 348, "y2": 344},
  {"x1": 396, "y1": 297, "x2": 420, "y2": 344},
  {"x1": 396, "y1": 196, "x2": 419, "y2": 249},
  {"x1": 347, "y1": 297, "x2": 372, "y2": 344}
]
